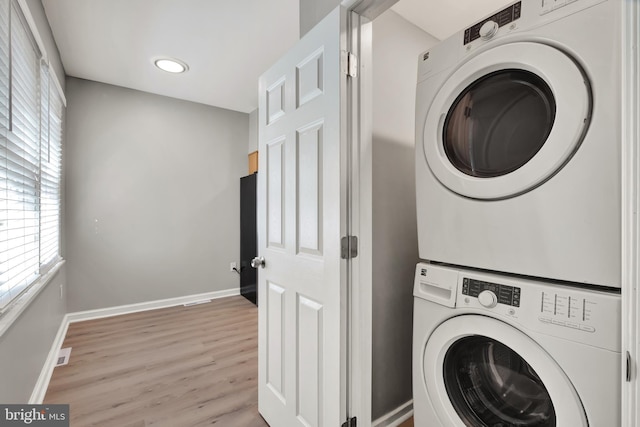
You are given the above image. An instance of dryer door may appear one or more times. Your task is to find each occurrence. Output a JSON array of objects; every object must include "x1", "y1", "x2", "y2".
[
  {"x1": 423, "y1": 42, "x2": 590, "y2": 200},
  {"x1": 423, "y1": 315, "x2": 588, "y2": 427}
]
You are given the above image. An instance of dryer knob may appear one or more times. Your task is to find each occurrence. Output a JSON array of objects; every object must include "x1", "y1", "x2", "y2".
[
  {"x1": 478, "y1": 290, "x2": 498, "y2": 308},
  {"x1": 479, "y1": 20, "x2": 499, "y2": 40}
]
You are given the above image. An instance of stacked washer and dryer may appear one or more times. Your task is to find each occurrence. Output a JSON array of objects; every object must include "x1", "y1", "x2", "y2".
[{"x1": 412, "y1": 0, "x2": 623, "y2": 426}]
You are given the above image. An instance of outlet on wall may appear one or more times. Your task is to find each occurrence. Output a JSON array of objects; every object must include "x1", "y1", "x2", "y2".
[
  {"x1": 59, "y1": 284, "x2": 64, "y2": 300},
  {"x1": 230, "y1": 262, "x2": 237, "y2": 272}
]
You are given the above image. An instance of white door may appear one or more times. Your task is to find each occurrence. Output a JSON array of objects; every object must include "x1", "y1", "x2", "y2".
[{"x1": 256, "y1": 6, "x2": 349, "y2": 427}]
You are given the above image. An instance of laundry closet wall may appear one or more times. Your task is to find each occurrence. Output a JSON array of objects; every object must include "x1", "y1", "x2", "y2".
[{"x1": 370, "y1": 9, "x2": 438, "y2": 420}]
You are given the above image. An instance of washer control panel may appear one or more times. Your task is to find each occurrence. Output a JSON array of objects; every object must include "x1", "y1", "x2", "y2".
[
  {"x1": 462, "y1": 278, "x2": 521, "y2": 307},
  {"x1": 538, "y1": 291, "x2": 597, "y2": 333}
]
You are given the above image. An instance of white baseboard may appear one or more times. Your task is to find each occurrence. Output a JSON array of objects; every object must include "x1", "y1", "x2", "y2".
[
  {"x1": 66, "y1": 288, "x2": 240, "y2": 323},
  {"x1": 29, "y1": 317, "x2": 69, "y2": 404},
  {"x1": 29, "y1": 288, "x2": 240, "y2": 403},
  {"x1": 372, "y1": 400, "x2": 413, "y2": 427}
]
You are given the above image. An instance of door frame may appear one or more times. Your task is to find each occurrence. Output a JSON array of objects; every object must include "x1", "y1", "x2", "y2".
[
  {"x1": 621, "y1": 0, "x2": 640, "y2": 425},
  {"x1": 341, "y1": 7, "x2": 373, "y2": 427}
]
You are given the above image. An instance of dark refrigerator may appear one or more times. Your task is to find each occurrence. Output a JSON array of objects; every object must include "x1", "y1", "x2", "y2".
[{"x1": 240, "y1": 173, "x2": 257, "y2": 305}]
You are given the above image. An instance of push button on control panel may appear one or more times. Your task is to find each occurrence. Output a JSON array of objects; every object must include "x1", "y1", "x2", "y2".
[{"x1": 538, "y1": 290, "x2": 597, "y2": 333}]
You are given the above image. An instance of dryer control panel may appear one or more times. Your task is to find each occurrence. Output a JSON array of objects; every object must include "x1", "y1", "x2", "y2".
[{"x1": 463, "y1": 1, "x2": 521, "y2": 45}]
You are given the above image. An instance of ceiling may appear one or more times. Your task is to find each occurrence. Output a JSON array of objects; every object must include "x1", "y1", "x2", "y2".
[
  {"x1": 42, "y1": 0, "x2": 510, "y2": 114},
  {"x1": 391, "y1": 0, "x2": 512, "y2": 41},
  {"x1": 42, "y1": 0, "x2": 299, "y2": 114}
]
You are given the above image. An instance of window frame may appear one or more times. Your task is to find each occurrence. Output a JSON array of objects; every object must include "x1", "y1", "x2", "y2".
[{"x1": 0, "y1": 0, "x2": 65, "y2": 323}]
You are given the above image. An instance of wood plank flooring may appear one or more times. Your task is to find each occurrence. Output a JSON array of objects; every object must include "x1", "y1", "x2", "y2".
[
  {"x1": 398, "y1": 417, "x2": 414, "y2": 427},
  {"x1": 44, "y1": 296, "x2": 268, "y2": 427}
]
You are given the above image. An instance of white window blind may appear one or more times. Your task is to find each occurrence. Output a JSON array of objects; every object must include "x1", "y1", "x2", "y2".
[
  {"x1": 0, "y1": 0, "x2": 63, "y2": 312},
  {"x1": 39, "y1": 64, "x2": 62, "y2": 268}
]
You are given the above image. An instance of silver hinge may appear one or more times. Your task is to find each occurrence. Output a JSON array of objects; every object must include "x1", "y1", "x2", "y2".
[
  {"x1": 341, "y1": 236, "x2": 358, "y2": 259},
  {"x1": 346, "y1": 52, "x2": 358, "y2": 78},
  {"x1": 341, "y1": 416, "x2": 357, "y2": 427}
]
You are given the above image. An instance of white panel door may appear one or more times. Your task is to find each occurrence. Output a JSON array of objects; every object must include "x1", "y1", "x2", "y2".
[{"x1": 257, "y1": 6, "x2": 348, "y2": 427}]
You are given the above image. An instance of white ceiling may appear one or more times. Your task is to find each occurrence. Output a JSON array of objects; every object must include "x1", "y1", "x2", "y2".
[
  {"x1": 42, "y1": 0, "x2": 299, "y2": 114},
  {"x1": 42, "y1": 0, "x2": 510, "y2": 114},
  {"x1": 391, "y1": 0, "x2": 512, "y2": 41}
]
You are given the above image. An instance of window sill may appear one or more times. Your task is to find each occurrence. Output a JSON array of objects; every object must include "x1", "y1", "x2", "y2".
[{"x1": 0, "y1": 259, "x2": 66, "y2": 338}]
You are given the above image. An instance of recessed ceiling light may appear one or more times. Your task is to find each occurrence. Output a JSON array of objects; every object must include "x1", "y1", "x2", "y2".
[{"x1": 154, "y1": 58, "x2": 188, "y2": 73}]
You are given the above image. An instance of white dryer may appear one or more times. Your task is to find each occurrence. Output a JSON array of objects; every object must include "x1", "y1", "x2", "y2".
[
  {"x1": 412, "y1": 263, "x2": 621, "y2": 426},
  {"x1": 415, "y1": 0, "x2": 621, "y2": 288}
]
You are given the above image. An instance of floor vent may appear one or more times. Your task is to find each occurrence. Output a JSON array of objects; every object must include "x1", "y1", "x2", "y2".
[
  {"x1": 183, "y1": 299, "x2": 212, "y2": 307},
  {"x1": 56, "y1": 347, "x2": 72, "y2": 367}
]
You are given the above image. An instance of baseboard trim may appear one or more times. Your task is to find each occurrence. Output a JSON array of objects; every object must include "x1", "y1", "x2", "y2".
[
  {"x1": 66, "y1": 288, "x2": 240, "y2": 323},
  {"x1": 29, "y1": 288, "x2": 240, "y2": 403},
  {"x1": 372, "y1": 400, "x2": 413, "y2": 427},
  {"x1": 29, "y1": 316, "x2": 69, "y2": 404}
]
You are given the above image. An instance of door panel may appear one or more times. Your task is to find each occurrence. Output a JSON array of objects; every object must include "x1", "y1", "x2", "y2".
[
  {"x1": 297, "y1": 48, "x2": 324, "y2": 107},
  {"x1": 258, "y1": 6, "x2": 347, "y2": 427},
  {"x1": 297, "y1": 295, "x2": 323, "y2": 426},
  {"x1": 267, "y1": 137, "x2": 285, "y2": 248},
  {"x1": 267, "y1": 281, "x2": 286, "y2": 401},
  {"x1": 297, "y1": 121, "x2": 323, "y2": 256},
  {"x1": 267, "y1": 78, "x2": 286, "y2": 124}
]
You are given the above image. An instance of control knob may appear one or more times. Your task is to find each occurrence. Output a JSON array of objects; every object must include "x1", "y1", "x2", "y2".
[
  {"x1": 478, "y1": 290, "x2": 498, "y2": 308},
  {"x1": 479, "y1": 20, "x2": 499, "y2": 40}
]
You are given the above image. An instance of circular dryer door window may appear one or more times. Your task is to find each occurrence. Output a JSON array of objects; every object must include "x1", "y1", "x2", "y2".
[
  {"x1": 422, "y1": 316, "x2": 588, "y2": 427},
  {"x1": 444, "y1": 70, "x2": 556, "y2": 178},
  {"x1": 423, "y1": 42, "x2": 590, "y2": 199}
]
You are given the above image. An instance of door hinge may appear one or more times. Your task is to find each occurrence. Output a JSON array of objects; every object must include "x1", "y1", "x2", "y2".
[
  {"x1": 341, "y1": 236, "x2": 358, "y2": 259},
  {"x1": 346, "y1": 52, "x2": 358, "y2": 78},
  {"x1": 341, "y1": 416, "x2": 357, "y2": 427}
]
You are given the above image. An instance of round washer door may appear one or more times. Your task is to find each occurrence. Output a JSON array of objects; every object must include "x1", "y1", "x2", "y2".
[
  {"x1": 423, "y1": 42, "x2": 590, "y2": 200},
  {"x1": 423, "y1": 315, "x2": 588, "y2": 427}
]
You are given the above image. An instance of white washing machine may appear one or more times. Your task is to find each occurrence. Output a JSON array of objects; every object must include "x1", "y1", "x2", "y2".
[
  {"x1": 415, "y1": 0, "x2": 622, "y2": 288},
  {"x1": 412, "y1": 263, "x2": 621, "y2": 426}
]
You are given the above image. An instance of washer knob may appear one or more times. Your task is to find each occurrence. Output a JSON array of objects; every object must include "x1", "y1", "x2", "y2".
[
  {"x1": 478, "y1": 290, "x2": 498, "y2": 308},
  {"x1": 479, "y1": 20, "x2": 499, "y2": 40}
]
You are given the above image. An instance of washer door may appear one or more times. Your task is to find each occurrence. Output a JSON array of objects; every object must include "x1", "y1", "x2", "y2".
[
  {"x1": 423, "y1": 315, "x2": 588, "y2": 427},
  {"x1": 423, "y1": 42, "x2": 590, "y2": 199}
]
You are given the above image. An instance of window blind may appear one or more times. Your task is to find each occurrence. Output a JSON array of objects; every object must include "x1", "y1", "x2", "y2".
[
  {"x1": 0, "y1": 0, "x2": 63, "y2": 312},
  {"x1": 0, "y1": 0, "x2": 10, "y2": 310},
  {"x1": 39, "y1": 64, "x2": 62, "y2": 269}
]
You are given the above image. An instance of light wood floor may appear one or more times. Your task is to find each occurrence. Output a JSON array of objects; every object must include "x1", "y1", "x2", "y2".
[
  {"x1": 398, "y1": 417, "x2": 414, "y2": 427},
  {"x1": 44, "y1": 296, "x2": 268, "y2": 427}
]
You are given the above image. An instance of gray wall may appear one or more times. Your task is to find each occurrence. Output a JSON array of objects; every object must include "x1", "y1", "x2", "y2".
[
  {"x1": 371, "y1": 10, "x2": 438, "y2": 420},
  {"x1": 65, "y1": 78, "x2": 248, "y2": 312},
  {"x1": 300, "y1": 0, "x2": 340, "y2": 37},
  {"x1": 0, "y1": 269, "x2": 67, "y2": 403},
  {"x1": 24, "y1": 0, "x2": 64, "y2": 90},
  {"x1": 248, "y1": 108, "x2": 258, "y2": 154},
  {"x1": 0, "y1": 0, "x2": 67, "y2": 403}
]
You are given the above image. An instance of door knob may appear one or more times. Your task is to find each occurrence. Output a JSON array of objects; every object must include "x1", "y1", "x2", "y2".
[{"x1": 251, "y1": 256, "x2": 265, "y2": 268}]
